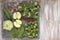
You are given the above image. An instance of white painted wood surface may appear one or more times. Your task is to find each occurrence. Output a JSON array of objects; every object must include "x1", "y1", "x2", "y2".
[{"x1": 0, "y1": 0, "x2": 60, "y2": 40}]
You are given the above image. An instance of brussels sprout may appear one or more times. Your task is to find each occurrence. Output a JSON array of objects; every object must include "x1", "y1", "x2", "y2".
[{"x1": 25, "y1": 21, "x2": 38, "y2": 38}]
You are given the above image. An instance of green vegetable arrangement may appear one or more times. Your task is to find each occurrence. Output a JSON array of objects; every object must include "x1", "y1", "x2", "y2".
[
  {"x1": 18, "y1": 1, "x2": 40, "y2": 19},
  {"x1": 2, "y1": 1, "x2": 40, "y2": 38},
  {"x1": 10, "y1": 26, "x2": 25, "y2": 38},
  {"x1": 25, "y1": 21, "x2": 38, "y2": 38}
]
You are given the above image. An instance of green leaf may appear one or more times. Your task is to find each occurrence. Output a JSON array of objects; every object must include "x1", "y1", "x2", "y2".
[
  {"x1": 9, "y1": 26, "x2": 25, "y2": 38},
  {"x1": 18, "y1": 26, "x2": 25, "y2": 38}
]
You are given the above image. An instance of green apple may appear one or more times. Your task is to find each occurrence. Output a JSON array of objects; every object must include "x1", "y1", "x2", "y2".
[
  {"x1": 3, "y1": 20, "x2": 13, "y2": 31},
  {"x1": 13, "y1": 12, "x2": 21, "y2": 19},
  {"x1": 14, "y1": 20, "x2": 22, "y2": 28}
]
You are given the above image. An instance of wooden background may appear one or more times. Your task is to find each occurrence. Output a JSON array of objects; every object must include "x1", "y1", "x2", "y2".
[{"x1": 0, "y1": 0, "x2": 60, "y2": 40}]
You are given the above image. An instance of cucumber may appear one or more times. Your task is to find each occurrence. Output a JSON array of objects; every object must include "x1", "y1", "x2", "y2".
[
  {"x1": 2, "y1": 8, "x2": 12, "y2": 20},
  {"x1": 3, "y1": 20, "x2": 13, "y2": 31},
  {"x1": 14, "y1": 20, "x2": 22, "y2": 28}
]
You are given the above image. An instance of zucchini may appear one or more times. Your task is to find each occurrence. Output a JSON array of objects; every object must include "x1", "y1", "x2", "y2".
[{"x1": 2, "y1": 8, "x2": 12, "y2": 20}]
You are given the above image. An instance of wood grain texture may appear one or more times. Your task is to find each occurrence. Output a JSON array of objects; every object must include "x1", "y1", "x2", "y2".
[
  {"x1": 40, "y1": 0, "x2": 59, "y2": 40},
  {"x1": 0, "y1": 0, "x2": 60, "y2": 40}
]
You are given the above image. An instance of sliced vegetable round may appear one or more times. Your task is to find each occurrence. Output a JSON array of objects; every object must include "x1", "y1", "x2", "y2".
[
  {"x1": 3, "y1": 20, "x2": 13, "y2": 31},
  {"x1": 14, "y1": 20, "x2": 22, "y2": 28},
  {"x1": 13, "y1": 12, "x2": 21, "y2": 19}
]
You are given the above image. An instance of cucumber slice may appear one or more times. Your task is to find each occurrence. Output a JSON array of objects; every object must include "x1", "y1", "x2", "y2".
[
  {"x1": 14, "y1": 20, "x2": 22, "y2": 28},
  {"x1": 13, "y1": 12, "x2": 21, "y2": 19},
  {"x1": 3, "y1": 20, "x2": 13, "y2": 31}
]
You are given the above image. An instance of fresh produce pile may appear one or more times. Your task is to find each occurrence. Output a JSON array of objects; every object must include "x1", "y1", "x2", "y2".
[
  {"x1": 2, "y1": 1, "x2": 40, "y2": 38},
  {"x1": 25, "y1": 21, "x2": 38, "y2": 38}
]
